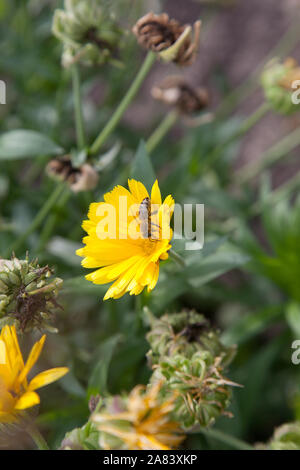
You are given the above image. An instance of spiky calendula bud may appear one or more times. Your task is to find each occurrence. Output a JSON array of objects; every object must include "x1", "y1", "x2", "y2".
[
  {"x1": 52, "y1": 0, "x2": 123, "y2": 67},
  {"x1": 151, "y1": 352, "x2": 238, "y2": 428},
  {"x1": 132, "y1": 12, "x2": 201, "y2": 66},
  {"x1": 46, "y1": 156, "x2": 99, "y2": 193},
  {"x1": 146, "y1": 310, "x2": 235, "y2": 367},
  {"x1": 152, "y1": 76, "x2": 209, "y2": 114},
  {"x1": 261, "y1": 58, "x2": 300, "y2": 115},
  {"x1": 0, "y1": 257, "x2": 63, "y2": 332},
  {"x1": 146, "y1": 310, "x2": 237, "y2": 428}
]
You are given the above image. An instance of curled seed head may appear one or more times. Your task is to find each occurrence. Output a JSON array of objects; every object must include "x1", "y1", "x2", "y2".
[
  {"x1": 132, "y1": 12, "x2": 201, "y2": 66},
  {"x1": 46, "y1": 156, "x2": 99, "y2": 193},
  {"x1": 152, "y1": 76, "x2": 209, "y2": 114}
]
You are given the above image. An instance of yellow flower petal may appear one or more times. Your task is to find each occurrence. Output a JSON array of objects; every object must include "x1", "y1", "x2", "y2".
[
  {"x1": 28, "y1": 367, "x2": 69, "y2": 391},
  {"x1": 151, "y1": 180, "x2": 162, "y2": 206},
  {"x1": 0, "y1": 340, "x2": 6, "y2": 364},
  {"x1": 128, "y1": 179, "x2": 149, "y2": 203},
  {"x1": 77, "y1": 179, "x2": 174, "y2": 300},
  {"x1": 14, "y1": 391, "x2": 40, "y2": 410},
  {"x1": 139, "y1": 434, "x2": 171, "y2": 450},
  {"x1": 0, "y1": 326, "x2": 68, "y2": 419},
  {"x1": 93, "y1": 383, "x2": 185, "y2": 450},
  {"x1": 18, "y1": 335, "x2": 46, "y2": 384}
]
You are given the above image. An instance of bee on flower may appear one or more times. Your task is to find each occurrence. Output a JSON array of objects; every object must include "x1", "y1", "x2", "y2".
[
  {"x1": 0, "y1": 325, "x2": 68, "y2": 423},
  {"x1": 76, "y1": 179, "x2": 174, "y2": 300}
]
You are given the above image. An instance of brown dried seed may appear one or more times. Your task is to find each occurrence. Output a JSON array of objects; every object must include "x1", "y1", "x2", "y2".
[
  {"x1": 152, "y1": 76, "x2": 209, "y2": 114},
  {"x1": 46, "y1": 156, "x2": 98, "y2": 192},
  {"x1": 132, "y1": 12, "x2": 201, "y2": 66}
]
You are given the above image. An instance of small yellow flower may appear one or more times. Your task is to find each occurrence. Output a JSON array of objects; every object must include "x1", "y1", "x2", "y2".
[
  {"x1": 76, "y1": 179, "x2": 174, "y2": 300},
  {"x1": 93, "y1": 382, "x2": 185, "y2": 450},
  {"x1": 0, "y1": 325, "x2": 68, "y2": 423}
]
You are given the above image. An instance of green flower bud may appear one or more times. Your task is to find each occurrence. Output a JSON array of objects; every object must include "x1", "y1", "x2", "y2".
[
  {"x1": 151, "y1": 350, "x2": 238, "y2": 428},
  {"x1": 52, "y1": 0, "x2": 123, "y2": 67},
  {"x1": 261, "y1": 58, "x2": 300, "y2": 115},
  {"x1": 266, "y1": 422, "x2": 300, "y2": 450},
  {"x1": 0, "y1": 256, "x2": 63, "y2": 332},
  {"x1": 146, "y1": 310, "x2": 237, "y2": 428},
  {"x1": 146, "y1": 310, "x2": 235, "y2": 366},
  {"x1": 60, "y1": 422, "x2": 101, "y2": 450}
]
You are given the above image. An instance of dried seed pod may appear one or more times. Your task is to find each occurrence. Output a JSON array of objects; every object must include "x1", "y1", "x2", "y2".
[
  {"x1": 46, "y1": 156, "x2": 99, "y2": 193},
  {"x1": 152, "y1": 76, "x2": 209, "y2": 114},
  {"x1": 132, "y1": 12, "x2": 201, "y2": 66}
]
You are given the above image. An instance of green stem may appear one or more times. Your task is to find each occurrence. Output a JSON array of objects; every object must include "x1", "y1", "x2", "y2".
[
  {"x1": 72, "y1": 64, "x2": 86, "y2": 149},
  {"x1": 197, "y1": 428, "x2": 253, "y2": 450},
  {"x1": 146, "y1": 110, "x2": 179, "y2": 153},
  {"x1": 203, "y1": 102, "x2": 269, "y2": 170},
  {"x1": 236, "y1": 126, "x2": 300, "y2": 184},
  {"x1": 25, "y1": 156, "x2": 48, "y2": 186},
  {"x1": 232, "y1": 102, "x2": 270, "y2": 141},
  {"x1": 26, "y1": 421, "x2": 50, "y2": 450},
  {"x1": 169, "y1": 249, "x2": 185, "y2": 267},
  {"x1": 90, "y1": 51, "x2": 156, "y2": 155},
  {"x1": 3, "y1": 182, "x2": 66, "y2": 258},
  {"x1": 36, "y1": 188, "x2": 72, "y2": 253},
  {"x1": 134, "y1": 294, "x2": 144, "y2": 332}
]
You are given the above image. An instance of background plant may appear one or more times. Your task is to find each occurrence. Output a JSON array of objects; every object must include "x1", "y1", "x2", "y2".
[{"x1": 0, "y1": 0, "x2": 300, "y2": 450}]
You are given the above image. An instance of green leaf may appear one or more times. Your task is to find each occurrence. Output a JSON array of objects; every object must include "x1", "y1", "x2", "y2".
[
  {"x1": 235, "y1": 335, "x2": 285, "y2": 427},
  {"x1": 88, "y1": 334, "x2": 122, "y2": 397},
  {"x1": 186, "y1": 251, "x2": 250, "y2": 288},
  {"x1": 149, "y1": 274, "x2": 190, "y2": 313},
  {"x1": 109, "y1": 338, "x2": 149, "y2": 391},
  {"x1": 131, "y1": 140, "x2": 156, "y2": 192},
  {"x1": 70, "y1": 148, "x2": 87, "y2": 168},
  {"x1": 60, "y1": 370, "x2": 86, "y2": 398},
  {"x1": 0, "y1": 130, "x2": 64, "y2": 160},
  {"x1": 286, "y1": 302, "x2": 300, "y2": 338},
  {"x1": 221, "y1": 306, "x2": 283, "y2": 346}
]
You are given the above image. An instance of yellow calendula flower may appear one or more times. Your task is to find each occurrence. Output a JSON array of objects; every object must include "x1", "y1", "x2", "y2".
[
  {"x1": 93, "y1": 382, "x2": 185, "y2": 450},
  {"x1": 0, "y1": 325, "x2": 68, "y2": 423},
  {"x1": 76, "y1": 179, "x2": 174, "y2": 300}
]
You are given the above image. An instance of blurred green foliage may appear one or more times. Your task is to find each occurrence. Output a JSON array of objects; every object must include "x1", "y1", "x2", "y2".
[{"x1": 0, "y1": 0, "x2": 299, "y2": 450}]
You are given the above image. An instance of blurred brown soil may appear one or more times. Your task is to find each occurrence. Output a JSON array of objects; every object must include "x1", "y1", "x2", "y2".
[{"x1": 124, "y1": 0, "x2": 300, "y2": 186}]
